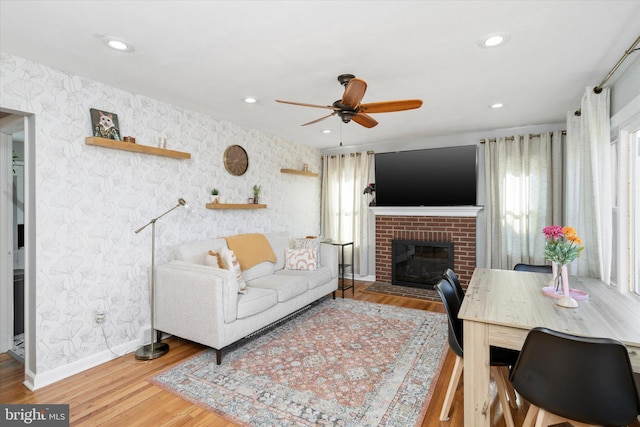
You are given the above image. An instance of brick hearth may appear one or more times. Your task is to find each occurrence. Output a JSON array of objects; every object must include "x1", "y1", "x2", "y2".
[{"x1": 375, "y1": 215, "x2": 477, "y2": 289}]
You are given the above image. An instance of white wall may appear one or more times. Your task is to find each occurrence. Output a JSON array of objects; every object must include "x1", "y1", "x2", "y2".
[{"x1": 0, "y1": 52, "x2": 322, "y2": 385}]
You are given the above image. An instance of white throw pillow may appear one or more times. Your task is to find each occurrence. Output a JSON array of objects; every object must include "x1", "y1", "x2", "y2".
[
  {"x1": 285, "y1": 248, "x2": 317, "y2": 271},
  {"x1": 206, "y1": 250, "x2": 224, "y2": 268},
  {"x1": 293, "y1": 237, "x2": 321, "y2": 267},
  {"x1": 220, "y1": 247, "x2": 248, "y2": 294}
]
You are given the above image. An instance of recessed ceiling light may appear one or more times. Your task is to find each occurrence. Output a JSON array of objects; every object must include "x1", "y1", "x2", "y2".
[
  {"x1": 243, "y1": 97, "x2": 258, "y2": 104},
  {"x1": 322, "y1": 129, "x2": 332, "y2": 134},
  {"x1": 479, "y1": 33, "x2": 510, "y2": 48},
  {"x1": 101, "y1": 36, "x2": 134, "y2": 52},
  {"x1": 490, "y1": 103, "x2": 504, "y2": 109}
]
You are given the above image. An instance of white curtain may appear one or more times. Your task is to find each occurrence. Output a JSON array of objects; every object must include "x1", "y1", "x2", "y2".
[
  {"x1": 484, "y1": 132, "x2": 564, "y2": 269},
  {"x1": 565, "y1": 87, "x2": 612, "y2": 281},
  {"x1": 321, "y1": 152, "x2": 375, "y2": 276}
]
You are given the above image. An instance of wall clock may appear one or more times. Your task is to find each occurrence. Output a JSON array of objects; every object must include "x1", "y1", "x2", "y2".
[{"x1": 223, "y1": 145, "x2": 248, "y2": 176}]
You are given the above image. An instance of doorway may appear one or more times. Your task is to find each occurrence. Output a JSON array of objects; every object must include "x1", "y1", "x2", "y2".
[{"x1": 0, "y1": 110, "x2": 34, "y2": 386}]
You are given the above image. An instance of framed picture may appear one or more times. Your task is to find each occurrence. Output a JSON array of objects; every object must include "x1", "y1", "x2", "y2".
[{"x1": 90, "y1": 108, "x2": 121, "y2": 141}]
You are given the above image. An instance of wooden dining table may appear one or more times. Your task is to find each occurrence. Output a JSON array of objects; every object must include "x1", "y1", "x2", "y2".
[{"x1": 458, "y1": 268, "x2": 640, "y2": 427}]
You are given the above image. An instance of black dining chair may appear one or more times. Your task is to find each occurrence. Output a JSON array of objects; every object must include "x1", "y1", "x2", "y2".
[
  {"x1": 434, "y1": 278, "x2": 519, "y2": 425},
  {"x1": 513, "y1": 263, "x2": 552, "y2": 273},
  {"x1": 510, "y1": 327, "x2": 640, "y2": 427},
  {"x1": 443, "y1": 268, "x2": 465, "y2": 303}
]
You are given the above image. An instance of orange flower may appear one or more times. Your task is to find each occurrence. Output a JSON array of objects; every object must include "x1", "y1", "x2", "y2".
[
  {"x1": 562, "y1": 226, "x2": 577, "y2": 237},
  {"x1": 567, "y1": 234, "x2": 582, "y2": 245}
]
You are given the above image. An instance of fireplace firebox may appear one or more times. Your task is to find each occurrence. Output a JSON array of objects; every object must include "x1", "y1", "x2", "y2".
[{"x1": 391, "y1": 240, "x2": 454, "y2": 289}]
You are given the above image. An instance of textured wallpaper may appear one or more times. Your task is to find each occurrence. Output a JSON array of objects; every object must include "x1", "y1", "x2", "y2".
[{"x1": 0, "y1": 53, "x2": 322, "y2": 376}]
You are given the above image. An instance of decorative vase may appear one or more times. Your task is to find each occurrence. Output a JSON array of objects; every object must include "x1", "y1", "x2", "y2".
[
  {"x1": 548, "y1": 262, "x2": 559, "y2": 290},
  {"x1": 556, "y1": 264, "x2": 578, "y2": 308},
  {"x1": 253, "y1": 196, "x2": 259, "y2": 204}
]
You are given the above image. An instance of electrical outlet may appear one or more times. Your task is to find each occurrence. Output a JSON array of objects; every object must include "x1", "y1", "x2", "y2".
[{"x1": 95, "y1": 311, "x2": 105, "y2": 324}]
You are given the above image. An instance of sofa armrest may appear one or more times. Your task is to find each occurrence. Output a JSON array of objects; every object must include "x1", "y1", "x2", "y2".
[
  {"x1": 320, "y1": 243, "x2": 339, "y2": 278},
  {"x1": 155, "y1": 261, "x2": 238, "y2": 349}
]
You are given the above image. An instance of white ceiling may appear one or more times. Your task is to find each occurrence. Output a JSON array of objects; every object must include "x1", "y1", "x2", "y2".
[{"x1": 1, "y1": 1, "x2": 639, "y2": 150}]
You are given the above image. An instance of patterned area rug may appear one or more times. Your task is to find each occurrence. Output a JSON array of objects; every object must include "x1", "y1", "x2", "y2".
[{"x1": 151, "y1": 298, "x2": 448, "y2": 426}]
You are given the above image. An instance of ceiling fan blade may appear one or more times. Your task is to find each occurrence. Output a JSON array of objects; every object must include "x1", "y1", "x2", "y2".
[
  {"x1": 352, "y1": 112, "x2": 378, "y2": 128},
  {"x1": 359, "y1": 99, "x2": 423, "y2": 113},
  {"x1": 276, "y1": 100, "x2": 338, "y2": 110},
  {"x1": 301, "y1": 112, "x2": 336, "y2": 126},
  {"x1": 341, "y1": 78, "x2": 367, "y2": 109}
]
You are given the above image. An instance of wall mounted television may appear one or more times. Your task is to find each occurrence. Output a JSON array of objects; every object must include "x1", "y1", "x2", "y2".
[{"x1": 374, "y1": 145, "x2": 477, "y2": 207}]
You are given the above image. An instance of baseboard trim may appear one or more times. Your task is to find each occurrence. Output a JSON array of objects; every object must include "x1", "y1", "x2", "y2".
[{"x1": 28, "y1": 339, "x2": 139, "y2": 390}]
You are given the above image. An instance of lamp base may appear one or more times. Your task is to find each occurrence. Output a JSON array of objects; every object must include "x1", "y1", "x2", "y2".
[
  {"x1": 135, "y1": 342, "x2": 169, "y2": 360},
  {"x1": 556, "y1": 295, "x2": 578, "y2": 308}
]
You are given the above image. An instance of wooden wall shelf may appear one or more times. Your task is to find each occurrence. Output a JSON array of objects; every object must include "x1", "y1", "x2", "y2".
[
  {"x1": 206, "y1": 203, "x2": 267, "y2": 210},
  {"x1": 280, "y1": 168, "x2": 318, "y2": 177},
  {"x1": 85, "y1": 137, "x2": 191, "y2": 159}
]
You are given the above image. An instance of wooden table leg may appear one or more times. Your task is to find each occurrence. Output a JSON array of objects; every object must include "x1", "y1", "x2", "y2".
[{"x1": 463, "y1": 319, "x2": 491, "y2": 427}]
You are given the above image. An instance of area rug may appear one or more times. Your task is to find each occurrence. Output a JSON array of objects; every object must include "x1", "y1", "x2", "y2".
[
  {"x1": 151, "y1": 298, "x2": 448, "y2": 426},
  {"x1": 361, "y1": 282, "x2": 442, "y2": 302}
]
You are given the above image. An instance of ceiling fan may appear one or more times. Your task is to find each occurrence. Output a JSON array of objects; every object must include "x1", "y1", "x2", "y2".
[{"x1": 276, "y1": 74, "x2": 423, "y2": 128}]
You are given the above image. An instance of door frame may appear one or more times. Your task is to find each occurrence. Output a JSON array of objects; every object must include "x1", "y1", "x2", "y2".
[{"x1": 0, "y1": 111, "x2": 35, "y2": 388}]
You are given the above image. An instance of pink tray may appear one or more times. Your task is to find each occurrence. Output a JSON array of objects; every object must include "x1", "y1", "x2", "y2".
[{"x1": 542, "y1": 286, "x2": 589, "y2": 301}]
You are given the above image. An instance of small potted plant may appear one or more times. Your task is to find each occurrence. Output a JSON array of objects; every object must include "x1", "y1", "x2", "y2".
[
  {"x1": 252, "y1": 185, "x2": 262, "y2": 204},
  {"x1": 211, "y1": 188, "x2": 220, "y2": 204}
]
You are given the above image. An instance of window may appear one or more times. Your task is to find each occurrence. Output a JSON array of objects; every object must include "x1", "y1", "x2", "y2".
[
  {"x1": 631, "y1": 130, "x2": 640, "y2": 295},
  {"x1": 613, "y1": 118, "x2": 640, "y2": 295}
]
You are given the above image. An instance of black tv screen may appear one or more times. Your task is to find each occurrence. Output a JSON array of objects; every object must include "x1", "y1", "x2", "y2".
[{"x1": 374, "y1": 145, "x2": 477, "y2": 207}]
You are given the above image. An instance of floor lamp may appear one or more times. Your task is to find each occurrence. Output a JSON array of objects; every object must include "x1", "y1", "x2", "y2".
[{"x1": 134, "y1": 198, "x2": 188, "y2": 360}]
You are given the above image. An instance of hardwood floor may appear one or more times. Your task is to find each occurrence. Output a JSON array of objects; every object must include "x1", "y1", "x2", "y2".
[{"x1": 2, "y1": 281, "x2": 635, "y2": 426}]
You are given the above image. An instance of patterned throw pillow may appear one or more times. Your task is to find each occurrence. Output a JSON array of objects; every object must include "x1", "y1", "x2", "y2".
[
  {"x1": 285, "y1": 248, "x2": 317, "y2": 271},
  {"x1": 220, "y1": 247, "x2": 248, "y2": 294},
  {"x1": 294, "y1": 237, "x2": 321, "y2": 267},
  {"x1": 206, "y1": 250, "x2": 224, "y2": 268}
]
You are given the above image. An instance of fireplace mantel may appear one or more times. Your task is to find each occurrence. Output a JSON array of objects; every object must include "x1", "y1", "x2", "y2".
[{"x1": 370, "y1": 206, "x2": 483, "y2": 217}]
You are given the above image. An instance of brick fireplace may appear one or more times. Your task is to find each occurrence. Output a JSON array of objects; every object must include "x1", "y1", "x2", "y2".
[{"x1": 372, "y1": 207, "x2": 482, "y2": 289}]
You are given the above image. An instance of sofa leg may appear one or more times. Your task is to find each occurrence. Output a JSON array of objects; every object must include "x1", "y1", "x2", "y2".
[
  {"x1": 332, "y1": 291, "x2": 336, "y2": 299},
  {"x1": 216, "y1": 349, "x2": 222, "y2": 365}
]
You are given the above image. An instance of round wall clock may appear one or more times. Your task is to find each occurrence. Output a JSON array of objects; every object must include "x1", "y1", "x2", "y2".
[{"x1": 223, "y1": 145, "x2": 248, "y2": 176}]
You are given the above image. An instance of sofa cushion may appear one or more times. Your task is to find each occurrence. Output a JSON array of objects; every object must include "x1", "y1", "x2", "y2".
[
  {"x1": 236, "y1": 287, "x2": 278, "y2": 319},
  {"x1": 246, "y1": 274, "x2": 308, "y2": 302},
  {"x1": 264, "y1": 231, "x2": 292, "y2": 271},
  {"x1": 242, "y1": 260, "x2": 276, "y2": 282},
  {"x1": 285, "y1": 248, "x2": 317, "y2": 271},
  {"x1": 275, "y1": 265, "x2": 333, "y2": 290},
  {"x1": 175, "y1": 238, "x2": 228, "y2": 264}
]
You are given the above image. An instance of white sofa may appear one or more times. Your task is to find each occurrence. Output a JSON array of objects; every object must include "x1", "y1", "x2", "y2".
[{"x1": 155, "y1": 231, "x2": 339, "y2": 363}]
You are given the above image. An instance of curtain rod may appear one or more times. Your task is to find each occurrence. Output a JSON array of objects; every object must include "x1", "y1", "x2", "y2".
[
  {"x1": 574, "y1": 34, "x2": 640, "y2": 115},
  {"x1": 480, "y1": 131, "x2": 566, "y2": 144},
  {"x1": 593, "y1": 34, "x2": 640, "y2": 94},
  {"x1": 324, "y1": 150, "x2": 374, "y2": 159}
]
